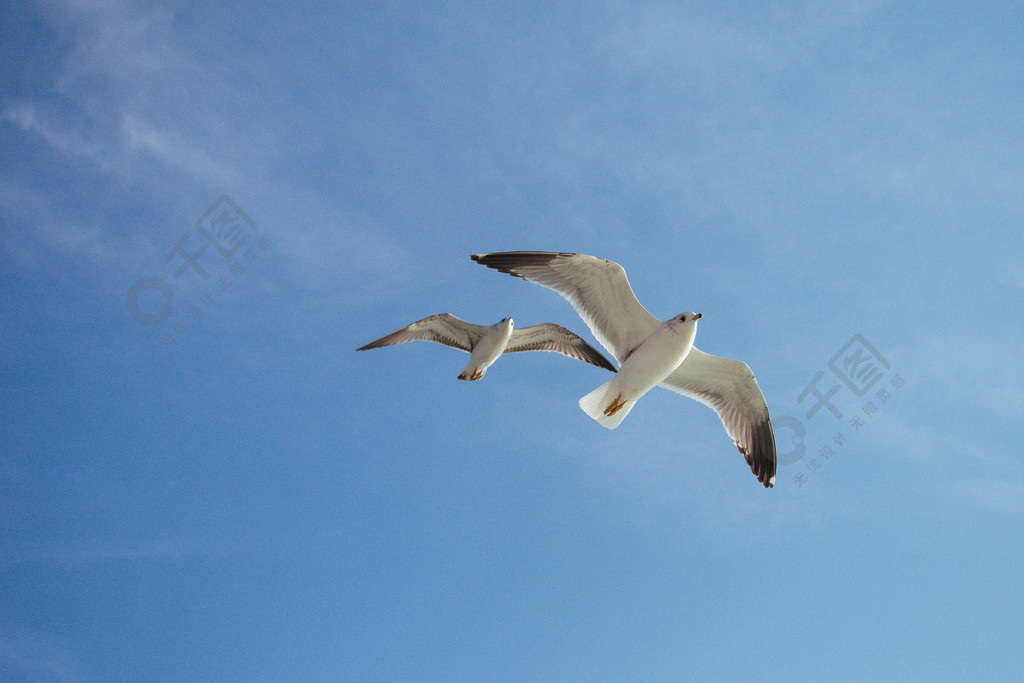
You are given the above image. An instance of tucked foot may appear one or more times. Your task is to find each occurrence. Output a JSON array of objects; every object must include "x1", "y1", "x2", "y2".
[{"x1": 604, "y1": 395, "x2": 627, "y2": 416}]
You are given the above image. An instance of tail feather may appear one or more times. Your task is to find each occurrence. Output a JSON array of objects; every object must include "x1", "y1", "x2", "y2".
[
  {"x1": 578, "y1": 380, "x2": 635, "y2": 429},
  {"x1": 458, "y1": 368, "x2": 484, "y2": 381}
]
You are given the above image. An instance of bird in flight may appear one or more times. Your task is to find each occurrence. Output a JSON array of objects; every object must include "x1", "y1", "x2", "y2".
[
  {"x1": 357, "y1": 313, "x2": 616, "y2": 381},
  {"x1": 471, "y1": 252, "x2": 776, "y2": 488}
]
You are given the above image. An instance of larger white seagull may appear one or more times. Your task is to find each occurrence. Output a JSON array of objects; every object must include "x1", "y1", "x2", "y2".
[
  {"x1": 471, "y1": 252, "x2": 777, "y2": 488},
  {"x1": 357, "y1": 313, "x2": 616, "y2": 381}
]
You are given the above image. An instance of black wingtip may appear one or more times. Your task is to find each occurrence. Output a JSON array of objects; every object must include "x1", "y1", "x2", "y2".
[
  {"x1": 755, "y1": 419, "x2": 777, "y2": 488},
  {"x1": 471, "y1": 251, "x2": 570, "y2": 280},
  {"x1": 586, "y1": 355, "x2": 617, "y2": 373},
  {"x1": 738, "y1": 418, "x2": 777, "y2": 488}
]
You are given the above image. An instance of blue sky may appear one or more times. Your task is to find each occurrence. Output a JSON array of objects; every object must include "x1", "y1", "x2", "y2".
[{"x1": 2, "y1": 1, "x2": 1023, "y2": 679}]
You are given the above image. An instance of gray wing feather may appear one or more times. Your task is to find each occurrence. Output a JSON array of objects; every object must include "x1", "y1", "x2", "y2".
[
  {"x1": 506, "y1": 324, "x2": 617, "y2": 372},
  {"x1": 660, "y1": 348, "x2": 777, "y2": 488},
  {"x1": 356, "y1": 313, "x2": 484, "y2": 353},
  {"x1": 471, "y1": 252, "x2": 659, "y2": 362}
]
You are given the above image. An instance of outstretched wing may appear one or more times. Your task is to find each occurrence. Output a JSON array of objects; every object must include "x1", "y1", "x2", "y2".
[
  {"x1": 356, "y1": 313, "x2": 484, "y2": 353},
  {"x1": 507, "y1": 323, "x2": 617, "y2": 372},
  {"x1": 471, "y1": 252, "x2": 659, "y2": 362},
  {"x1": 661, "y1": 348, "x2": 777, "y2": 488}
]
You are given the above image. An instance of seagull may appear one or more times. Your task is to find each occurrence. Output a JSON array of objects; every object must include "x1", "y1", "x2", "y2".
[
  {"x1": 357, "y1": 313, "x2": 616, "y2": 381},
  {"x1": 471, "y1": 252, "x2": 776, "y2": 488}
]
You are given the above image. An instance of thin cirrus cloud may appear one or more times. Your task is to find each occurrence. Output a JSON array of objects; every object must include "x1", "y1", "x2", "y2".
[
  {"x1": 4, "y1": 102, "x2": 111, "y2": 162},
  {"x1": 121, "y1": 114, "x2": 242, "y2": 188},
  {"x1": 5, "y1": 0, "x2": 424, "y2": 292},
  {"x1": 4, "y1": 100, "x2": 240, "y2": 188}
]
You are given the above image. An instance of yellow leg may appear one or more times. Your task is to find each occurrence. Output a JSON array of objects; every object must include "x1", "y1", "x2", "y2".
[{"x1": 604, "y1": 395, "x2": 627, "y2": 416}]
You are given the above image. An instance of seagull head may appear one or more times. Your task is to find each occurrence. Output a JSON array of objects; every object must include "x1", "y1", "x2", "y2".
[
  {"x1": 498, "y1": 317, "x2": 514, "y2": 330},
  {"x1": 672, "y1": 312, "x2": 702, "y2": 325}
]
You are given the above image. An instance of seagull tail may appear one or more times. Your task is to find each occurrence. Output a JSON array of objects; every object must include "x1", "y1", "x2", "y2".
[
  {"x1": 458, "y1": 365, "x2": 485, "y2": 381},
  {"x1": 578, "y1": 379, "x2": 634, "y2": 429}
]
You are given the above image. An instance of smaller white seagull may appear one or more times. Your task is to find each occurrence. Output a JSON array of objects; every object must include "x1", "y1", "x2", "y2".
[
  {"x1": 357, "y1": 313, "x2": 616, "y2": 381},
  {"x1": 471, "y1": 252, "x2": 776, "y2": 487}
]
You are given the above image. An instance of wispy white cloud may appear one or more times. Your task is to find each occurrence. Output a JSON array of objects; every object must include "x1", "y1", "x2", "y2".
[
  {"x1": 4, "y1": 96, "x2": 240, "y2": 191},
  {"x1": 3, "y1": 0, "x2": 420, "y2": 292},
  {"x1": 3, "y1": 102, "x2": 111, "y2": 163},
  {"x1": 47, "y1": 0, "x2": 186, "y2": 101},
  {"x1": 0, "y1": 178, "x2": 124, "y2": 268},
  {"x1": 121, "y1": 113, "x2": 241, "y2": 187},
  {"x1": 5, "y1": 0, "x2": 240, "y2": 185}
]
